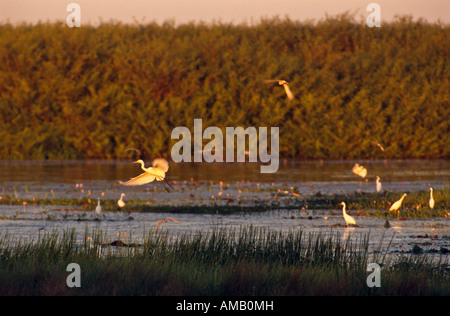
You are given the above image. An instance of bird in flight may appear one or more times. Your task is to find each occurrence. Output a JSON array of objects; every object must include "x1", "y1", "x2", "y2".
[
  {"x1": 155, "y1": 218, "x2": 180, "y2": 232},
  {"x1": 352, "y1": 163, "x2": 367, "y2": 178},
  {"x1": 120, "y1": 158, "x2": 174, "y2": 192},
  {"x1": 264, "y1": 79, "x2": 295, "y2": 100}
]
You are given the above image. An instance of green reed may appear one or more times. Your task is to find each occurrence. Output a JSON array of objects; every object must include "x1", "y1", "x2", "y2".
[{"x1": 0, "y1": 227, "x2": 448, "y2": 295}]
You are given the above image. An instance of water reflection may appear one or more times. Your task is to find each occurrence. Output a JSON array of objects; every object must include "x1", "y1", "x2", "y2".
[{"x1": 0, "y1": 159, "x2": 448, "y2": 185}]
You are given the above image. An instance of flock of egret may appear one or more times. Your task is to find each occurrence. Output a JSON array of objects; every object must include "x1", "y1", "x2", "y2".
[
  {"x1": 90, "y1": 78, "x2": 437, "y2": 229},
  {"x1": 342, "y1": 163, "x2": 436, "y2": 226}
]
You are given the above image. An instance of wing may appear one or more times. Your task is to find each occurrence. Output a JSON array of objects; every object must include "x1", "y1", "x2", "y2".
[
  {"x1": 152, "y1": 158, "x2": 169, "y2": 173},
  {"x1": 167, "y1": 218, "x2": 180, "y2": 224},
  {"x1": 283, "y1": 84, "x2": 295, "y2": 100},
  {"x1": 119, "y1": 172, "x2": 157, "y2": 186}
]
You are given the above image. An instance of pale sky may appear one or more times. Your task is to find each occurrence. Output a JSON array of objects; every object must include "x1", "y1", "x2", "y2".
[{"x1": 0, "y1": 0, "x2": 449, "y2": 25}]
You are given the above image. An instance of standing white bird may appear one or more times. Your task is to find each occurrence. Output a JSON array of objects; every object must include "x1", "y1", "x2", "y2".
[
  {"x1": 118, "y1": 193, "x2": 126, "y2": 208},
  {"x1": 429, "y1": 188, "x2": 435, "y2": 209},
  {"x1": 352, "y1": 163, "x2": 367, "y2": 178},
  {"x1": 95, "y1": 198, "x2": 102, "y2": 217},
  {"x1": 120, "y1": 158, "x2": 173, "y2": 191},
  {"x1": 376, "y1": 176, "x2": 382, "y2": 193},
  {"x1": 339, "y1": 202, "x2": 356, "y2": 226},
  {"x1": 264, "y1": 79, "x2": 295, "y2": 100},
  {"x1": 389, "y1": 193, "x2": 407, "y2": 213}
]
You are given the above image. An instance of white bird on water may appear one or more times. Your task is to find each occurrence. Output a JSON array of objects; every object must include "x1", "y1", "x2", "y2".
[
  {"x1": 352, "y1": 163, "x2": 367, "y2": 178},
  {"x1": 339, "y1": 202, "x2": 356, "y2": 226},
  {"x1": 376, "y1": 176, "x2": 382, "y2": 193},
  {"x1": 95, "y1": 198, "x2": 102, "y2": 217},
  {"x1": 118, "y1": 193, "x2": 126, "y2": 208},
  {"x1": 429, "y1": 188, "x2": 435, "y2": 209},
  {"x1": 389, "y1": 193, "x2": 407, "y2": 213},
  {"x1": 264, "y1": 79, "x2": 295, "y2": 100},
  {"x1": 120, "y1": 158, "x2": 174, "y2": 191}
]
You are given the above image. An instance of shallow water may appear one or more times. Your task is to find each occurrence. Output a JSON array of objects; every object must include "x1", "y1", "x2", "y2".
[{"x1": 0, "y1": 159, "x2": 449, "y2": 261}]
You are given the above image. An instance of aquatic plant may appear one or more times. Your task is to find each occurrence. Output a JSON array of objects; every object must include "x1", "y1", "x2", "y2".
[{"x1": 0, "y1": 227, "x2": 448, "y2": 296}]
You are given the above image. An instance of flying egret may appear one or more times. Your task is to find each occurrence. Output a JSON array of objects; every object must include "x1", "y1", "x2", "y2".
[
  {"x1": 389, "y1": 193, "x2": 407, "y2": 213},
  {"x1": 429, "y1": 188, "x2": 435, "y2": 209},
  {"x1": 352, "y1": 163, "x2": 367, "y2": 178},
  {"x1": 118, "y1": 193, "x2": 126, "y2": 208},
  {"x1": 120, "y1": 158, "x2": 174, "y2": 191},
  {"x1": 155, "y1": 218, "x2": 180, "y2": 232},
  {"x1": 371, "y1": 141, "x2": 385, "y2": 152},
  {"x1": 95, "y1": 198, "x2": 102, "y2": 217},
  {"x1": 339, "y1": 202, "x2": 356, "y2": 226},
  {"x1": 264, "y1": 79, "x2": 295, "y2": 100},
  {"x1": 376, "y1": 176, "x2": 382, "y2": 193}
]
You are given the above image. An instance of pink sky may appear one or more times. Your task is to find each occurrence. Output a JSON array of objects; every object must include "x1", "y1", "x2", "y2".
[{"x1": 1, "y1": 0, "x2": 449, "y2": 25}]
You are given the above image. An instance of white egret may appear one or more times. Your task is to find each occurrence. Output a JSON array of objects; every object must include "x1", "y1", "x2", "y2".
[
  {"x1": 389, "y1": 193, "x2": 407, "y2": 213},
  {"x1": 155, "y1": 218, "x2": 180, "y2": 232},
  {"x1": 376, "y1": 176, "x2": 382, "y2": 193},
  {"x1": 352, "y1": 163, "x2": 367, "y2": 178},
  {"x1": 372, "y1": 141, "x2": 385, "y2": 152},
  {"x1": 118, "y1": 193, "x2": 126, "y2": 208},
  {"x1": 339, "y1": 202, "x2": 356, "y2": 226},
  {"x1": 120, "y1": 158, "x2": 173, "y2": 191},
  {"x1": 95, "y1": 198, "x2": 102, "y2": 217},
  {"x1": 264, "y1": 79, "x2": 295, "y2": 100},
  {"x1": 429, "y1": 188, "x2": 435, "y2": 209}
]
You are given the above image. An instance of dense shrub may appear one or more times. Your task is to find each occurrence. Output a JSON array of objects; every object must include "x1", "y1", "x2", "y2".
[{"x1": 0, "y1": 15, "x2": 448, "y2": 159}]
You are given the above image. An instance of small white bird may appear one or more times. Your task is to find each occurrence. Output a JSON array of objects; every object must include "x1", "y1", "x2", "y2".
[
  {"x1": 95, "y1": 198, "x2": 102, "y2": 217},
  {"x1": 429, "y1": 188, "x2": 435, "y2": 209},
  {"x1": 339, "y1": 202, "x2": 356, "y2": 226},
  {"x1": 118, "y1": 193, "x2": 126, "y2": 208},
  {"x1": 120, "y1": 158, "x2": 173, "y2": 191},
  {"x1": 264, "y1": 79, "x2": 295, "y2": 100},
  {"x1": 352, "y1": 163, "x2": 367, "y2": 178},
  {"x1": 389, "y1": 193, "x2": 407, "y2": 213},
  {"x1": 376, "y1": 176, "x2": 382, "y2": 193}
]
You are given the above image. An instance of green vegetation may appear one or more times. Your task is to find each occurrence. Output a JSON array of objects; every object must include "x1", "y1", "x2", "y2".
[
  {"x1": 0, "y1": 188, "x2": 448, "y2": 219},
  {"x1": 0, "y1": 227, "x2": 448, "y2": 296},
  {"x1": 0, "y1": 15, "x2": 449, "y2": 160}
]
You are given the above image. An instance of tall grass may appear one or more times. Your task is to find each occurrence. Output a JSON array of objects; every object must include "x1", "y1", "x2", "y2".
[{"x1": 0, "y1": 227, "x2": 448, "y2": 295}]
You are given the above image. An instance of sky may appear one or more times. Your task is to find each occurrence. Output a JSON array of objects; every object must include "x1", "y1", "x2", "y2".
[{"x1": 0, "y1": 0, "x2": 449, "y2": 25}]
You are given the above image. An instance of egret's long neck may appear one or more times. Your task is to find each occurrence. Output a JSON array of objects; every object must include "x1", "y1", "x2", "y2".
[
  {"x1": 139, "y1": 161, "x2": 147, "y2": 171},
  {"x1": 342, "y1": 203, "x2": 346, "y2": 214},
  {"x1": 430, "y1": 190, "x2": 433, "y2": 199}
]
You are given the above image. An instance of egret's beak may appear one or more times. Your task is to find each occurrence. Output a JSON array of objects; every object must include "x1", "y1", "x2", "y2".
[{"x1": 133, "y1": 161, "x2": 139, "y2": 164}]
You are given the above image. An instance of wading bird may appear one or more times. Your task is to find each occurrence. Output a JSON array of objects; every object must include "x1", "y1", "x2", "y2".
[
  {"x1": 118, "y1": 193, "x2": 126, "y2": 208},
  {"x1": 95, "y1": 199, "x2": 102, "y2": 217},
  {"x1": 352, "y1": 163, "x2": 367, "y2": 178},
  {"x1": 120, "y1": 158, "x2": 174, "y2": 192},
  {"x1": 264, "y1": 79, "x2": 295, "y2": 100},
  {"x1": 389, "y1": 193, "x2": 407, "y2": 213},
  {"x1": 339, "y1": 202, "x2": 356, "y2": 226},
  {"x1": 429, "y1": 188, "x2": 435, "y2": 209},
  {"x1": 376, "y1": 176, "x2": 382, "y2": 193},
  {"x1": 155, "y1": 218, "x2": 180, "y2": 232}
]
